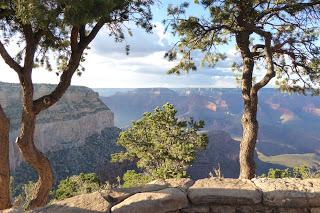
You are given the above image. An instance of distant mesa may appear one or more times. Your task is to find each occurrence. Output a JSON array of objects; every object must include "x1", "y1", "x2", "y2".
[{"x1": 99, "y1": 87, "x2": 320, "y2": 172}]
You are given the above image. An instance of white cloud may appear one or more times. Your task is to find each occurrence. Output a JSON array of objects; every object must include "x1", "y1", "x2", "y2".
[
  {"x1": 91, "y1": 22, "x2": 170, "y2": 57},
  {"x1": 0, "y1": 23, "x2": 241, "y2": 88}
]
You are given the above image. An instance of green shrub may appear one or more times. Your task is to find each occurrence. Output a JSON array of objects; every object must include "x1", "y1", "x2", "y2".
[
  {"x1": 15, "y1": 181, "x2": 38, "y2": 210},
  {"x1": 293, "y1": 166, "x2": 312, "y2": 178},
  {"x1": 122, "y1": 170, "x2": 153, "y2": 188},
  {"x1": 266, "y1": 166, "x2": 320, "y2": 179},
  {"x1": 267, "y1": 168, "x2": 292, "y2": 178},
  {"x1": 112, "y1": 103, "x2": 207, "y2": 179},
  {"x1": 53, "y1": 173, "x2": 100, "y2": 201}
]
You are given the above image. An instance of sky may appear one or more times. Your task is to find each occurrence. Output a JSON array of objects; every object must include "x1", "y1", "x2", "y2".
[{"x1": 0, "y1": 1, "x2": 241, "y2": 88}]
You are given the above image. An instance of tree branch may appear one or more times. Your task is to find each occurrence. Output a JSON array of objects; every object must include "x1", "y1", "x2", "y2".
[
  {"x1": 252, "y1": 32, "x2": 275, "y2": 93},
  {"x1": 70, "y1": 26, "x2": 79, "y2": 52},
  {"x1": 23, "y1": 25, "x2": 42, "y2": 72},
  {"x1": 32, "y1": 50, "x2": 82, "y2": 114},
  {"x1": 79, "y1": 25, "x2": 86, "y2": 41},
  {"x1": 252, "y1": 44, "x2": 265, "y2": 57},
  {"x1": 0, "y1": 41, "x2": 22, "y2": 73},
  {"x1": 33, "y1": 18, "x2": 109, "y2": 114},
  {"x1": 256, "y1": 2, "x2": 320, "y2": 21},
  {"x1": 79, "y1": 18, "x2": 106, "y2": 49},
  {"x1": 17, "y1": 26, "x2": 43, "y2": 112}
]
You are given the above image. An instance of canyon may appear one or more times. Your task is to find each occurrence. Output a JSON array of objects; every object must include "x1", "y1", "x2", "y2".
[
  {"x1": 2, "y1": 83, "x2": 320, "y2": 194},
  {"x1": 0, "y1": 82, "x2": 114, "y2": 170}
]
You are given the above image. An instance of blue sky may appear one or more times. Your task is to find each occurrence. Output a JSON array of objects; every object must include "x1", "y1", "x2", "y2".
[{"x1": 0, "y1": 1, "x2": 240, "y2": 88}]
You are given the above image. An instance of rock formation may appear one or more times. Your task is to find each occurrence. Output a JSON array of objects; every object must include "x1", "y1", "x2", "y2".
[{"x1": 0, "y1": 82, "x2": 114, "y2": 170}]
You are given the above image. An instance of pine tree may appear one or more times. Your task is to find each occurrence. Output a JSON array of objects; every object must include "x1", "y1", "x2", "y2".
[
  {"x1": 112, "y1": 103, "x2": 208, "y2": 179},
  {"x1": 165, "y1": 0, "x2": 320, "y2": 179}
]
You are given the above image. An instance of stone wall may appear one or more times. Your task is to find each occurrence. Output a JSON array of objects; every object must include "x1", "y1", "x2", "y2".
[{"x1": 21, "y1": 178, "x2": 320, "y2": 213}]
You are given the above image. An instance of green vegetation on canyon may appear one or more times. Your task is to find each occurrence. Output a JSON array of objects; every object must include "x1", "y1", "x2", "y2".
[
  {"x1": 264, "y1": 166, "x2": 320, "y2": 179},
  {"x1": 53, "y1": 173, "x2": 100, "y2": 201}
]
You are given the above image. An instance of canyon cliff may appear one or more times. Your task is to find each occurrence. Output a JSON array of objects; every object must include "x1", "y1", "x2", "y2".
[{"x1": 0, "y1": 82, "x2": 114, "y2": 170}]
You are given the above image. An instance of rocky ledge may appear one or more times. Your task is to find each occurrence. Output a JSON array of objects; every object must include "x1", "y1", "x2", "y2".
[{"x1": 6, "y1": 178, "x2": 320, "y2": 213}]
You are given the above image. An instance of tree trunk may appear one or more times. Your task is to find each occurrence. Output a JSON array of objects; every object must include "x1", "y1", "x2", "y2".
[
  {"x1": 16, "y1": 111, "x2": 53, "y2": 209},
  {"x1": 0, "y1": 105, "x2": 11, "y2": 210},
  {"x1": 236, "y1": 30, "x2": 259, "y2": 179},
  {"x1": 239, "y1": 93, "x2": 258, "y2": 179}
]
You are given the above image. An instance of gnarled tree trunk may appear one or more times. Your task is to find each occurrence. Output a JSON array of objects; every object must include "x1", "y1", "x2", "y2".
[
  {"x1": 0, "y1": 24, "x2": 98, "y2": 209},
  {"x1": 16, "y1": 57, "x2": 54, "y2": 209},
  {"x1": 235, "y1": 0, "x2": 276, "y2": 179},
  {"x1": 16, "y1": 111, "x2": 53, "y2": 209},
  {"x1": 239, "y1": 93, "x2": 258, "y2": 179},
  {"x1": 236, "y1": 30, "x2": 259, "y2": 179},
  {"x1": 235, "y1": 27, "x2": 275, "y2": 179},
  {"x1": 0, "y1": 105, "x2": 11, "y2": 210}
]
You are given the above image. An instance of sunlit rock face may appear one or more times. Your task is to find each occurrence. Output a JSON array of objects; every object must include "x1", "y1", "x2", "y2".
[{"x1": 0, "y1": 82, "x2": 114, "y2": 170}]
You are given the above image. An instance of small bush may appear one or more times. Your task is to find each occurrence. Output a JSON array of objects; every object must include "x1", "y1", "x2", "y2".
[
  {"x1": 265, "y1": 166, "x2": 320, "y2": 179},
  {"x1": 15, "y1": 181, "x2": 38, "y2": 210},
  {"x1": 53, "y1": 173, "x2": 100, "y2": 201},
  {"x1": 267, "y1": 168, "x2": 292, "y2": 178},
  {"x1": 122, "y1": 170, "x2": 153, "y2": 188}
]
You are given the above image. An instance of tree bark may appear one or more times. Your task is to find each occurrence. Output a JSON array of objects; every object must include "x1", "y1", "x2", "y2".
[
  {"x1": 16, "y1": 111, "x2": 53, "y2": 209},
  {"x1": 236, "y1": 30, "x2": 258, "y2": 179},
  {"x1": 17, "y1": 55, "x2": 54, "y2": 208},
  {"x1": 0, "y1": 105, "x2": 11, "y2": 210},
  {"x1": 13, "y1": 26, "x2": 83, "y2": 209},
  {"x1": 239, "y1": 93, "x2": 258, "y2": 179},
  {"x1": 239, "y1": 31, "x2": 275, "y2": 178},
  {"x1": 234, "y1": 1, "x2": 276, "y2": 179}
]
